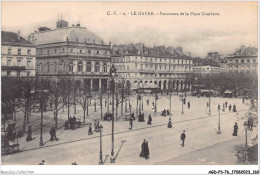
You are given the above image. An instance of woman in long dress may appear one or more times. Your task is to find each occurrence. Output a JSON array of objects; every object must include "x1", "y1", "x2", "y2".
[{"x1": 233, "y1": 122, "x2": 238, "y2": 136}]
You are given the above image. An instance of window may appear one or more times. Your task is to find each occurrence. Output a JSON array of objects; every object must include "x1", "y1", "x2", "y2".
[
  {"x1": 7, "y1": 71, "x2": 11, "y2": 76},
  {"x1": 95, "y1": 62, "x2": 100, "y2": 72},
  {"x1": 27, "y1": 71, "x2": 31, "y2": 77},
  {"x1": 40, "y1": 50, "x2": 43, "y2": 55},
  {"x1": 47, "y1": 62, "x2": 50, "y2": 72},
  {"x1": 27, "y1": 60, "x2": 31, "y2": 67},
  {"x1": 70, "y1": 49, "x2": 73, "y2": 53},
  {"x1": 62, "y1": 48, "x2": 65, "y2": 53},
  {"x1": 47, "y1": 50, "x2": 50, "y2": 55},
  {"x1": 253, "y1": 59, "x2": 256, "y2": 63},
  {"x1": 8, "y1": 48, "x2": 11, "y2": 55},
  {"x1": 18, "y1": 49, "x2": 21, "y2": 55},
  {"x1": 39, "y1": 63, "x2": 42, "y2": 72},
  {"x1": 86, "y1": 62, "x2": 92, "y2": 72},
  {"x1": 54, "y1": 62, "x2": 57, "y2": 72},
  {"x1": 54, "y1": 49, "x2": 57, "y2": 54},
  {"x1": 69, "y1": 62, "x2": 74, "y2": 72},
  {"x1": 127, "y1": 65, "x2": 129, "y2": 70},
  {"x1": 241, "y1": 59, "x2": 244, "y2": 63},
  {"x1": 88, "y1": 50, "x2": 91, "y2": 54},
  {"x1": 17, "y1": 60, "x2": 21, "y2": 66},
  {"x1": 77, "y1": 61, "x2": 83, "y2": 72},
  {"x1": 103, "y1": 63, "x2": 108, "y2": 72},
  {"x1": 247, "y1": 59, "x2": 250, "y2": 63},
  {"x1": 27, "y1": 49, "x2": 31, "y2": 55},
  {"x1": 7, "y1": 60, "x2": 11, "y2": 66},
  {"x1": 17, "y1": 71, "x2": 21, "y2": 77}
]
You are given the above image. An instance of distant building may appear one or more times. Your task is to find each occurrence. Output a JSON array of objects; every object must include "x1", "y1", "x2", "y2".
[
  {"x1": 1, "y1": 31, "x2": 36, "y2": 77},
  {"x1": 206, "y1": 52, "x2": 220, "y2": 62},
  {"x1": 112, "y1": 43, "x2": 193, "y2": 92},
  {"x1": 225, "y1": 45, "x2": 258, "y2": 74},
  {"x1": 192, "y1": 57, "x2": 220, "y2": 74},
  {"x1": 28, "y1": 18, "x2": 112, "y2": 91}
]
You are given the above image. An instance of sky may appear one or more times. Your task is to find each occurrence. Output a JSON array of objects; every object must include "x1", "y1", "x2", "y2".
[{"x1": 1, "y1": 1, "x2": 258, "y2": 57}]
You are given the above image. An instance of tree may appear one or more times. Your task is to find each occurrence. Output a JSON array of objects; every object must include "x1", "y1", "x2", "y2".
[
  {"x1": 76, "y1": 85, "x2": 91, "y2": 123},
  {"x1": 46, "y1": 79, "x2": 66, "y2": 129}
]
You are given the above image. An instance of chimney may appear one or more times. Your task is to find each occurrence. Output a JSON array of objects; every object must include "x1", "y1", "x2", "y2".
[{"x1": 17, "y1": 31, "x2": 21, "y2": 40}]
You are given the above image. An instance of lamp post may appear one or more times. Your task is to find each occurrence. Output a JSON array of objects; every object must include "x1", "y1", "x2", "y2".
[
  {"x1": 181, "y1": 93, "x2": 184, "y2": 114},
  {"x1": 243, "y1": 121, "x2": 248, "y2": 148},
  {"x1": 169, "y1": 84, "x2": 172, "y2": 113},
  {"x1": 99, "y1": 124, "x2": 104, "y2": 165},
  {"x1": 110, "y1": 65, "x2": 116, "y2": 163},
  {"x1": 129, "y1": 103, "x2": 132, "y2": 116},
  {"x1": 217, "y1": 104, "x2": 221, "y2": 134}
]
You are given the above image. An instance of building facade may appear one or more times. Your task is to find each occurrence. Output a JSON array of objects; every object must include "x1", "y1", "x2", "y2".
[
  {"x1": 1, "y1": 31, "x2": 36, "y2": 77},
  {"x1": 28, "y1": 19, "x2": 112, "y2": 91},
  {"x1": 225, "y1": 45, "x2": 258, "y2": 74},
  {"x1": 192, "y1": 58, "x2": 221, "y2": 74},
  {"x1": 112, "y1": 43, "x2": 193, "y2": 92}
]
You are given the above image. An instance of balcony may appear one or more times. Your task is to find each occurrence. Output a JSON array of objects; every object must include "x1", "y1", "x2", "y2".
[
  {"x1": 2, "y1": 66, "x2": 26, "y2": 71},
  {"x1": 139, "y1": 69, "x2": 155, "y2": 73}
]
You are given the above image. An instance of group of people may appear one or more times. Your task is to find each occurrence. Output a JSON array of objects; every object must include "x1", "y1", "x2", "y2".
[
  {"x1": 161, "y1": 109, "x2": 171, "y2": 116},
  {"x1": 216, "y1": 102, "x2": 237, "y2": 112}
]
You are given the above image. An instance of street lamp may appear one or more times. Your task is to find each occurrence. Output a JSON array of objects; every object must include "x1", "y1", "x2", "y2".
[
  {"x1": 110, "y1": 64, "x2": 116, "y2": 163},
  {"x1": 243, "y1": 121, "x2": 248, "y2": 148},
  {"x1": 99, "y1": 124, "x2": 104, "y2": 165},
  {"x1": 129, "y1": 103, "x2": 132, "y2": 117},
  {"x1": 181, "y1": 94, "x2": 184, "y2": 114},
  {"x1": 217, "y1": 104, "x2": 221, "y2": 134}
]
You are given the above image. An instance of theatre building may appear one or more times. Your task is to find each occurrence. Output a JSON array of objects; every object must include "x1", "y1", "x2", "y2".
[{"x1": 28, "y1": 19, "x2": 112, "y2": 91}]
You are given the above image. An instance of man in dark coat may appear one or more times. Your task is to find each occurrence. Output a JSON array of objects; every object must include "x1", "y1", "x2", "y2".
[
  {"x1": 144, "y1": 141, "x2": 150, "y2": 159},
  {"x1": 147, "y1": 115, "x2": 152, "y2": 125},
  {"x1": 233, "y1": 105, "x2": 237, "y2": 112},
  {"x1": 140, "y1": 139, "x2": 146, "y2": 158},
  {"x1": 233, "y1": 122, "x2": 238, "y2": 136},
  {"x1": 26, "y1": 126, "x2": 32, "y2": 141},
  {"x1": 181, "y1": 130, "x2": 186, "y2": 147},
  {"x1": 50, "y1": 127, "x2": 58, "y2": 141},
  {"x1": 229, "y1": 104, "x2": 232, "y2": 111},
  {"x1": 225, "y1": 101, "x2": 228, "y2": 108},
  {"x1": 187, "y1": 101, "x2": 190, "y2": 109}
]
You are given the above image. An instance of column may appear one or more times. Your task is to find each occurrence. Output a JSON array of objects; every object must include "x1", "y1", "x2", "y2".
[
  {"x1": 99, "y1": 78, "x2": 102, "y2": 91},
  {"x1": 91, "y1": 79, "x2": 93, "y2": 90}
]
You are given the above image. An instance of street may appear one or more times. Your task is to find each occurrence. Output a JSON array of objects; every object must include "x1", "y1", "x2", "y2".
[{"x1": 2, "y1": 95, "x2": 257, "y2": 165}]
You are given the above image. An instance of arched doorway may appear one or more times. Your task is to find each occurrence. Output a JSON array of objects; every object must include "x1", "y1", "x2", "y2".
[
  {"x1": 159, "y1": 81, "x2": 162, "y2": 89},
  {"x1": 163, "y1": 80, "x2": 167, "y2": 91}
]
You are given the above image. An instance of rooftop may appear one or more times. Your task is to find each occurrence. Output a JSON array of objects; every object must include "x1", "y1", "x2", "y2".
[{"x1": 2, "y1": 31, "x2": 34, "y2": 47}]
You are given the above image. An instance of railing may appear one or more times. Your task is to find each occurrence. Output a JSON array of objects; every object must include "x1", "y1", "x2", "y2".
[{"x1": 1, "y1": 66, "x2": 26, "y2": 70}]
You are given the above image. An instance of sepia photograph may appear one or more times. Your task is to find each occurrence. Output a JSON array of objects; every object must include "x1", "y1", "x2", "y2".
[{"x1": 1, "y1": 0, "x2": 259, "y2": 174}]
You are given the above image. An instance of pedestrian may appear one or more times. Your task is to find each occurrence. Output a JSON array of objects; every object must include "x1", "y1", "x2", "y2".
[
  {"x1": 131, "y1": 113, "x2": 135, "y2": 120},
  {"x1": 187, "y1": 101, "x2": 190, "y2": 109},
  {"x1": 242, "y1": 97, "x2": 245, "y2": 104},
  {"x1": 183, "y1": 98, "x2": 186, "y2": 105},
  {"x1": 147, "y1": 115, "x2": 152, "y2": 125},
  {"x1": 147, "y1": 99, "x2": 149, "y2": 106},
  {"x1": 139, "y1": 139, "x2": 146, "y2": 158},
  {"x1": 167, "y1": 117, "x2": 172, "y2": 128},
  {"x1": 225, "y1": 101, "x2": 228, "y2": 108},
  {"x1": 207, "y1": 102, "x2": 209, "y2": 108},
  {"x1": 232, "y1": 122, "x2": 238, "y2": 136},
  {"x1": 229, "y1": 104, "x2": 232, "y2": 111},
  {"x1": 222, "y1": 103, "x2": 225, "y2": 112},
  {"x1": 180, "y1": 130, "x2": 186, "y2": 147},
  {"x1": 105, "y1": 100, "x2": 107, "y2": 107},
  {"x1": 88, "y1": 123, "x2": 93, "y2": 135},
  {"x1": 26, "y1": 126, "x2": 32, "y2": 142},
  {"x1": 144, "y1": 141, "x2": 150, "y2": 159},
  {"x1": 50, "y1": 127, "x2": 58, "y2": 141},
  {"x1": 129, "y1": 117, "x2": 133, "y2": 130},
  {"x1": 233, "y1": 105, "x2": 237, "y2": 112}
]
